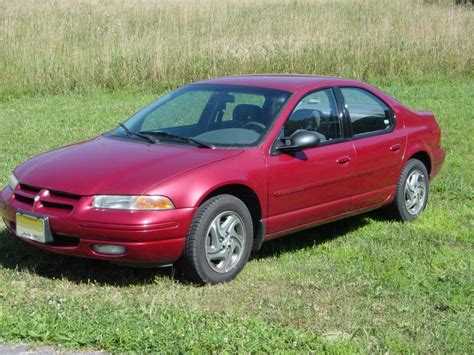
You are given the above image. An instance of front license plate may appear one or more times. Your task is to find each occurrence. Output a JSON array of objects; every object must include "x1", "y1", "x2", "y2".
[{"x1": 16, "y1": 212, "x2": 48, "y2": 243}]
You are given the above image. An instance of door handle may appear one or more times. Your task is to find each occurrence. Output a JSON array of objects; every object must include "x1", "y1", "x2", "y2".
[
  {"x1": 390, "y1": 144, "x2": 401, "y2": 152},
  {"x1": 336, "y1": 156, "x2": 351, "y2": 164}
]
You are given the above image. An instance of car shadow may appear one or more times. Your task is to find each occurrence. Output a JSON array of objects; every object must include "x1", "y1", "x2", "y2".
[
  {"x1": 0, "y1": 228, "x2": 172, "y2": 286},
  {"x1": 254, "y1": 210, "x2": 385, "y2": 260},
  {"x1": 0, "y1": 210, "x2": 386, "y2": 286}
]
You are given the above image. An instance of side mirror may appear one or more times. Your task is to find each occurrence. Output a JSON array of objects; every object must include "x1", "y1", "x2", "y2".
[{"x1": 276, "y1": 129, "x2": 320, "y2": 153}]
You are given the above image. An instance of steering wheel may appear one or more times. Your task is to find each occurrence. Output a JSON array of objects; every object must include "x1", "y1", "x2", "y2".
[{"x1": 241, "y1": 121, "x2": 266, "y2": 133}]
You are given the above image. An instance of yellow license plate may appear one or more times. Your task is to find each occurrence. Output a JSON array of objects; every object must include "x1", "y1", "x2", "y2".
[{"x1": 16, "y1": 212, "x2": 47, "y2": 243}]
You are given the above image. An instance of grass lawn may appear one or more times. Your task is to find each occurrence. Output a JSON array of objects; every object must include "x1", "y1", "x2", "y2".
[
  {"x1": 0, "y1": 77, "x2": 472, "y2": 352},
  {"x1": 1, "y1": 0, "x2": 472, "y2": 96}
]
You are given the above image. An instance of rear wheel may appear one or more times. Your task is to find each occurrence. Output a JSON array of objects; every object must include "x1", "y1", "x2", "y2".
[
  {"x1": 179, "y1": 194, "x2": 253, "y2": 284},
  {"x1": 388, "y1": 158, "x2": 429, "y2": 221}
]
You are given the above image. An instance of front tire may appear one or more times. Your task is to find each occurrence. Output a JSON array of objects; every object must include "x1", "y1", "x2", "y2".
[
  {"x1": 388, "y1": 158, "x2": 429, "y2": 222},
  {"x1": 179, "y1": 194, "x2": 253, "y2": 284}
]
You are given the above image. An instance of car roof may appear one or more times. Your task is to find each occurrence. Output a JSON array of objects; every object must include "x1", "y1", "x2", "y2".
[{"x1": 193, "y1": 74, "x2": 363, "y2": 92}]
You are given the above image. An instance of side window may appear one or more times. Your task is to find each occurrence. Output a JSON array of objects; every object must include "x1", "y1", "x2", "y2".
[
  {"x1": 284, "y1": 88, "x2": 341, "y2": 143},
  {"x1": 141, "y1": 90, "x2": 212, "y2": 131},
  {"x1": 340, "y1": 88, "x2": 393, "y2": 136}
]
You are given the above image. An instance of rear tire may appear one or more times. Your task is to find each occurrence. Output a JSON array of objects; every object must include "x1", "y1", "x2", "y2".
[
  {"x1": 387, "y1": 158, "x2": 429, "y2": 222},
  {"x1": 179, "y1": 194, "x2": 253, "y2": 284}
]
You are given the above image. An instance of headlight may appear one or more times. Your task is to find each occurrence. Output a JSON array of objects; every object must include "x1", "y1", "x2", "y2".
[
  {"x1": 92, "y1": 195, "x2": 175, "y2": 210},
  {"x1": 7, "y1": 174, "x2": 19, "y2": 191}
]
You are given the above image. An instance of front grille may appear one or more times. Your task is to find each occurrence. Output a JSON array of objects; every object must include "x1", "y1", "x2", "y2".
[
  {"x1": 49, "y1": 190, "x2": 81, "y2": 200},
  {"x1": 14, "y1": 183, "x2": 81, "y2": 214},
  {"x1": 19, "y1": 184, "x2": 41, "y2": 194},
  {"x1": 14, "y1": 193, "x2": 34, "y2": 206},
  {"x1": 41, "y1": 201, "x2": 74, "y2": 211}
]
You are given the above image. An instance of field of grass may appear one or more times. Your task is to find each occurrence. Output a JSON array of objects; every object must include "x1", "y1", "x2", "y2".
[
  {"x1": 0, "y1": 0, "x2": 472, "y2": 97},
  {"x1": 0, "y1": 79, "x2": 472, "y2": 352},
  {"x1": 0, "y1": 0, "x2": 473, "y2": 353}
]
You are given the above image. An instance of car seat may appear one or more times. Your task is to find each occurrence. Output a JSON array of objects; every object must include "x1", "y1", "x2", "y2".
[{"x1": 232, "y1": 104, "x2": 263, "y2": 127}]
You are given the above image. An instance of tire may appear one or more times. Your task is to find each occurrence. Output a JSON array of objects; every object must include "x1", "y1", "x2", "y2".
[
  {"x1": 179, "y1": 194, "x2": 253, "y2": 284},
  {"x1": 387, "y1": 158, "x2": 429, "y2": 222}
]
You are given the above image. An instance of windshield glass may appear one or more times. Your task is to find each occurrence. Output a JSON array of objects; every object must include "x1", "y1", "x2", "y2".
[{"x1": 110, "y1": 84, "x2": 291, "y2": 148}]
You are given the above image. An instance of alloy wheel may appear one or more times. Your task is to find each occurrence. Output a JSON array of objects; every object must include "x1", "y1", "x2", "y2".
[
  {"x1": 205, "y1": 211, "x2": 246, "y2": 273},
  {"x1": 404, "y1": 169, "x2": 427, "y2": 215}
]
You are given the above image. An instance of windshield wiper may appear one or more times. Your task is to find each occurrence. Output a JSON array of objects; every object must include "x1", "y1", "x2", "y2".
[
  {"x1": 118, "y1": 123, "x2": 157, "y2": 144},
  {"x1": 140, "y1": 130, "x2": 214, "y2": 149}
]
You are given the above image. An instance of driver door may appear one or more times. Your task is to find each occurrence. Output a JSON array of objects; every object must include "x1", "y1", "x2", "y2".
[{"x1": 265, "y1": 88, "x2": 356, "y2": 235}]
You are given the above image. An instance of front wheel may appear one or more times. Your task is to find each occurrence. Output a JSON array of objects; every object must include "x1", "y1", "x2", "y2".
[
  {"x1": 388, "y1": 158, "x2": 429, "y2": 222},
  {"x1": 179, "y1": 194, "x2": 253, "y2": 284}
]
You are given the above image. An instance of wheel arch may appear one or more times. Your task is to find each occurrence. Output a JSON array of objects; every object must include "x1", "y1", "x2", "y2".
[
  {"x1": 198, "y1": 183, "x2": 265, "y2": 251},
  {"x1": 407, "y1": 151, "x2": 431, "y2": 176}
]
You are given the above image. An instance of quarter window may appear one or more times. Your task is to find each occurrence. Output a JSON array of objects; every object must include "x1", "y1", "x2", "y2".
[
  {"x1": 340, "y1": 87, "x2": 393, "y2": 136},
  {"x1": 284, "y1": 88, "x2": 341, "y2": 143}
]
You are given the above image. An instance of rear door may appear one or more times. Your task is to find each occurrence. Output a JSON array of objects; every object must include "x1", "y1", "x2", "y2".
[{"x1": 337, "y1": 87, "x2": 406, "y2": 210}]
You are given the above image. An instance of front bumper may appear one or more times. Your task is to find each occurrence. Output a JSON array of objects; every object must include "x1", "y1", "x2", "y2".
[{"x1": 0, "y1": 186, "x2": 195, "y2": 264}]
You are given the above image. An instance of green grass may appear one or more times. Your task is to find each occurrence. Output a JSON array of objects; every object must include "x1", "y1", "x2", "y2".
[
  {"x1": 0, "y1": 77, "x2": 472, "y2": 352},
  {"x1": 0, "y1": 0, "x2": 472, "y2": 96},
  {"x1": 0, "y1": 0, "x2": 472, "y2": 352}
]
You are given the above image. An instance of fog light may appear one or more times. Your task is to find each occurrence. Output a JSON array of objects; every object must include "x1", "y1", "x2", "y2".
[{"x1": 92, "y1": 244, "x2": 126, "y2": 255}]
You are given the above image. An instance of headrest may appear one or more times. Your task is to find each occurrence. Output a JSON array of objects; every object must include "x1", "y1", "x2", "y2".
[
  {"x1": 233, "y1": 104, "x2": 262, "y2": 123},
  {"x1": 289, "y1": 109, "x2": 321, "y2": 127}
]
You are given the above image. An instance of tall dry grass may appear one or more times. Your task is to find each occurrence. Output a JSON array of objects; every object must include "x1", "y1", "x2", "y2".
[{"x1": 0, "y1": 0, "x2": 472, "y2": 96}]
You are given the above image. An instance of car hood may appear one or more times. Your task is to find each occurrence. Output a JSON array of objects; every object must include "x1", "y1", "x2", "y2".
[{"x1": 15, "y1": 136, "x2": 243, "y2": 195}]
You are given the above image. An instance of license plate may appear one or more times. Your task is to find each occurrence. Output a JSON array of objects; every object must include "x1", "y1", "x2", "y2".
[{"x1": 16, "y1": 212, "x2": 48, "y2": 243}]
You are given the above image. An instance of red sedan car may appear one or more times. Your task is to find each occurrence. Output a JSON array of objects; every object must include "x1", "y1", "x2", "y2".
[{"x1": 1, "y1": 75, "x2": 445, "y2": 284}]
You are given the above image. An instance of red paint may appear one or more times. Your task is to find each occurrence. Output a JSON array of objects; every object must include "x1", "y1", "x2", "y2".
[{"x1": 0, "y1": 75, "x2": 445, "y2": 264}]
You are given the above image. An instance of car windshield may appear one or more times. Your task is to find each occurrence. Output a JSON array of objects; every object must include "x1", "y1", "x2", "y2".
[{"x1": 109, "y1": 84, "x2": 291, "y2": 148}]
